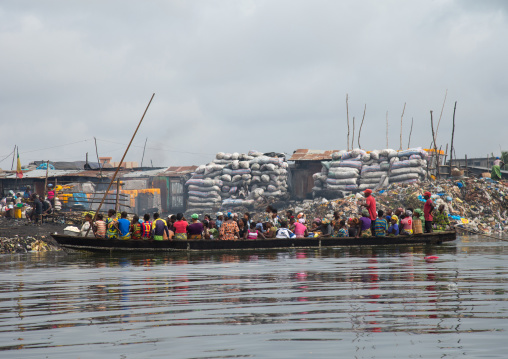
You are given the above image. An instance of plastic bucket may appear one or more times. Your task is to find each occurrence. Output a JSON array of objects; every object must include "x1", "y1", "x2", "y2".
[{"x1": 14, "y1": 207, "x2": 22, "y2": 219}]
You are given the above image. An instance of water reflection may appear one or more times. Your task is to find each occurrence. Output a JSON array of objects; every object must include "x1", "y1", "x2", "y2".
[{"x1": 0, "y1": 237, "x2": 507, "y2": 358}]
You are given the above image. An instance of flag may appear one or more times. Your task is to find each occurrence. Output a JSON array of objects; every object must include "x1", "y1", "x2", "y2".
[{"x1": 16, "y1": 147, "x2": 23, "y2": 179}]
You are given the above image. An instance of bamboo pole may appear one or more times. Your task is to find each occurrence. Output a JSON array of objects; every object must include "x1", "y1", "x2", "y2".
[
  {"x1": 44, "y1": 160, "x2": 50, "y2": 197},
  {"x1": 10, "y1": 145, "x2": 16, "y2": 170},
  {"x1": 430, "y1": 111, "x2": 439, "y2": 178},
  {"x1": 351, "y1": 117, "x2": 355, "y2": 150},
  {"x1": 407, "y1": 117, "x2": 414, "y2": 148},
  {"x1": 358, "y1": 104, "x2": 366, "y2": 149},
  {"x1": 346, "y1": 94, "x2": 350, "y2": 151},
  {"x1": 141, "y1": 137, "x2": 148, "y2": 167},
  {"x1": 449, "y1": 102, "x2": 457, "y2": 176},
  {"x1": 436, "y1": 89, "x2": 448, "y2": 138},
  {"x1": 94, "y1": 137, "x2": 102, "y2": 178},
  {"x1": 85, "y1": 93, "x2": 155, "y2": 237},
  {"x1": 399, "y1": 102, "x2": 406, "y2": 150},
  {"x1": 115, "y1": 179, "x2": 120, "y2": 212}
]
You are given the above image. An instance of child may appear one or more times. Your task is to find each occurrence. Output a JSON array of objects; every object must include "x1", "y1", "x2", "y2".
[
  {"x1": 336, "y1": 219, "x2": 348, "y2": 237},
  {"x1": 245, "y1": 222, "x2": 266, "y2": 240},
  {"x1": 348, "y1": 218, "x2": 358, "y2": 237},
  {"x1": 94, "y1": 213, "x2": 106, "y2": 238},
  {"x1": 373, "y1": 210, "x2": 388, "y2": 237},
  {"x1": 141, "y1": 213, "x2": 153, "y2": 239}
]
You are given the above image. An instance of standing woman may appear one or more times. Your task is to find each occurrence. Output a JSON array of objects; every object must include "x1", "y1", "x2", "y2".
[
  {"x1": 173, "y1": 213, "x2": 189, "y2": 240},
  {"x1": 219, "y1": 212, "x2": 240, "y2": 240}
]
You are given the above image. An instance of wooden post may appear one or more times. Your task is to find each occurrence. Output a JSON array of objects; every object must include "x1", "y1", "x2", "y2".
[
  {"x1": 443, "y1": 143, "x2": 448, "y2": 174},
  {"x1": 94, "y1": 137, "x2": 102, "y2": 178},
  {"x1": 141, "y1": 137, "x2": 148, "y2": 167},
  {"x1": 115, "y1": 179, "x2": 120, "y2": 212},
  {"x1": 430, "y1": 111, "x2": 439, "y2": 179},
  {"x1": 358, "y1": 104, "x2": 366, "y2": 149},
  {"x1": 436, "y1": 89, "x2": 448, "y2": 136},
  {"x1": 84, "y1": 93, "x2": 155, "y2": 237},
  {"x1": 346, "y1": 94, "x2": 350, "y2": 151},
  {"x1": 44, "y1": 160, "x2": 50, "y2": 197},
  {"x1": 10, "y1": 145, "x2": 16, "y2": 170},
  {"x1": 407, "y1": 117, "x2": 413, "y2": 149},
  {"x1": 487, "y1": 154, "x2": 490, "y2": 170},
  {"x1": 465, "y1": 154, "x2": 468, "y2": 175},
  {"x1": 351, "y1": 117, "x2": 355, "y2": 150},
  {"x1": 399, "y1": 102, "x2": 406, "y2": 150},
  {"x1": 449, "y1": 101, "x2": 457, "y2": 177}
]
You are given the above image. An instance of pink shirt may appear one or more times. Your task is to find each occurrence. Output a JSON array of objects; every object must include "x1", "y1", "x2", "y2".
[
  {"x1": 294, "y1": 222, "x2": 307, "y2": 237},
  {"x1": 401, "y1": 217, "x2": 412, "y2": 230}
]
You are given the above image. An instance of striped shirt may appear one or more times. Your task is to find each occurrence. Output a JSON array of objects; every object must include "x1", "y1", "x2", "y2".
[{"x1": 373, "y1": 218, "x2": 388, "y2": 237}]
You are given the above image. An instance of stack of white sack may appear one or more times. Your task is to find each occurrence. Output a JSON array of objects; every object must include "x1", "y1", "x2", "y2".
[
  {"x1": 186, "y1": 150, "x2": 289, "y2": 209},
  {"x1": 387, "y1": 148, "x2": 428, "y2": 184},
  {"x1": 313, "y1": 149, "x2": 364, "y2": 192},
  {"x1": 313, "y1": 148, "x2": 429, "y2": 193}
]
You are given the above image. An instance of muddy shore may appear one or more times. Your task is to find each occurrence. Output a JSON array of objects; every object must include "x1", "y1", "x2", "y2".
[{"x1": 0, "y1": 218, "x2": 67, "y2": 253}]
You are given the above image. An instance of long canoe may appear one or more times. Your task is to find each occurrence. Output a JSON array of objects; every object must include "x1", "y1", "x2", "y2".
[{"x1": 50, "y1": 231, "x2": 456, "y2": 252}]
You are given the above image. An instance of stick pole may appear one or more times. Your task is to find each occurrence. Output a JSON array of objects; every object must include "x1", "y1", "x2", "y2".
[
  {"x1": 85, "y1": 93, "x2": 155, "y2": 237},
  {"x1": 351, "y1": 117, "x2": 355, "y2": 150},
  {"x1": 449, "y1": 101, "x2": 457, "y2": 176},
  {"x1": 430, "y1": 111, "x2": 439, "y2": 178},
  {"x1": 436, "y1": 89, "x2": 448, "y2": 137},
  {"x1": 346, "y1": 94, "x2": 350, "y2": 151},
  {"x1": 10, "y1": 145, "x2": 16, "y2": 171},
  {"x1": 358, "y1": 104, "x2": 366, "y2": 149},
  {"x1": 94, "y1": 137, "x2": 102, "y2": 178},
  {"x1": 407, "y1": 117, "x2": 414, "y2": 148},
  {"x1": 399, "y1": 102, "x2": 406, "y2": 150},
  {"x1": 141, "y1": 137, "x2": 148, "y2": 167},
  {"x1": 44, "y1": 160, "x2": 50, "y2": 196}
]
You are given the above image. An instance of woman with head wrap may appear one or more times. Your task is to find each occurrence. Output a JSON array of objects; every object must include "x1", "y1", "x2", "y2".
[
  {"x1": 412, "y1": 209, "x2": 424, "y2": 235},
  {"x1": 320, "y1": 218, "x2": 333, "y2": 237},
  {"x1": 388, "y1": 215, "x2": 399, "y2": 235},
  {"x1": 357, "y1": 209, "x2": 372, "y2": 238},
  {"x1": 219, "y1": 212, "x2": 240, "y2": 240}
]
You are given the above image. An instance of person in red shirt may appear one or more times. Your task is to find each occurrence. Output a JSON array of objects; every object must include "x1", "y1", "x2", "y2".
[
  {"x1": 361, "y1": 189, "x2": 377, "y2": 231},
  {"x1": 423, "y1": 191, "x2": 435, "y2": 233}
]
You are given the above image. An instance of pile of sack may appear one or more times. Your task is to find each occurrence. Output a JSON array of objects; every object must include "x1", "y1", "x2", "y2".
[
  {"x1": 313, "y1": 148, "x2": 429, "y2": 194},
  {"x1": 186, "y1": 151, "x2": 289, "y2": 210}
]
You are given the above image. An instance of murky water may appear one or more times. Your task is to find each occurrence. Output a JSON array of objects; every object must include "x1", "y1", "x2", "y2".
[{"x1": 1, "y1": 235, "x2": 507, "y2": 358}]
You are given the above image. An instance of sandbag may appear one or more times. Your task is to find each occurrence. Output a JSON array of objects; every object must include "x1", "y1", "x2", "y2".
[
  {"x1": 389, "y1": 173, "x2": 421, "y2": 182},
  {"x1": 326, "y1": 177, "x2": 358, "y2": 185},
  {"x1": 188, "y1": 185, "x2": 221, "y2": 192},
  {"x1": 188, "y1": 191, "x2": 221, "y2": 199}
]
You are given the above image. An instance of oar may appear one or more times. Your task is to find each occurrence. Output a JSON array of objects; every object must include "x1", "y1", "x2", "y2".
[{"x1": 455, "y1": 226, "x2": 508, "y2": 242}]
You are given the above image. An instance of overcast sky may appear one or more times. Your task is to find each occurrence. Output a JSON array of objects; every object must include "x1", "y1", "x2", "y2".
[{"x1": 1, "y1": 0, "x2": 507, "y2": 168}]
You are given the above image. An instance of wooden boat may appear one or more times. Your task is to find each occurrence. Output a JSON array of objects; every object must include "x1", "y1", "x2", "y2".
[{"x1": 50, "y1": 231, "x2": 456, "y2": 252}]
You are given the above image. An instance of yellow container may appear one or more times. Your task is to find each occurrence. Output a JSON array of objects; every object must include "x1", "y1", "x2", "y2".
[{"x1": 14, "y1": 207, "x2": 22, "y2": 219}]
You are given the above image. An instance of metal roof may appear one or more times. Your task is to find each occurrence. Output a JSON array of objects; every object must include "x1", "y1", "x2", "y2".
[
  {"x1": 156, "y1": 166, "x2": 198, "y2": 177},
  {"x1": 288, "y1": 149, "x2": 338, "y2": 161},
  {"x1": 1, "y1": 169, "x2": 83, "y2": 179}
]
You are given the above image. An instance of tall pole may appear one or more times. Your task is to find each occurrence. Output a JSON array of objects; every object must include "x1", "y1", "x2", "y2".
[
  {"x1": 407, "y1": 117, "x2": 414, "y2": 149},
  {"x1": 351, "y1": 117, "x2": 355, "y2": 150},
  {"x1": 346, "y1": 94, "x2": 350, "y2": 151},
  {"x1": 141, "y1": 137, "x2": 148, "y2": 167},
  {"x1": 449, "y1": 101, "x2": 457, "y2": 177},
  {"x1": 399, "y1": 102, "x2": 406, "y2": 150},
  {"x1": 85, "y1": 93, "x2": 155, "y2": 237},
  {"x1": 94, "y1": 137, "x2": 102, "y2": 178},
  {"x1": 436, "y1": 89, "x2": 448, "y2": 137},
  {"x1": 44, "y1": 160, "x2": 50, "y2": 197},
  {"x1": 358, "y1": 104, "x2": 366, "y2": 149},
  {"x1": 11, "y1": 145, "x2": 16, "y2": 170},
  {"x1": 115, "y1": 179, "x2": 120, "y2": 212},
  {"x1": 430, "y1": 111, "x2": 439, "y2": 179}
]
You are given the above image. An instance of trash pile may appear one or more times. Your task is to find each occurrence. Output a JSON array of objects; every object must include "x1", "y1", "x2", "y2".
[
  {"x1": 313, "y1": 148, "x2": 428, "y2": 194},
  {"x1": 186, "y1": 151, "x2": 289, "y2": 211},
  {"x1": 282, "y1": 177, "x2": 508, "y2": 234}
]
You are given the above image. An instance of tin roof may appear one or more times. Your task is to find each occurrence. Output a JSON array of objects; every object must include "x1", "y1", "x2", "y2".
[
  {"x1": 161, "y1": 166, "x2": 198, "y2": 176},
  {"x1": 288, "y1": 149, "x2": 338, "y2": 161}
]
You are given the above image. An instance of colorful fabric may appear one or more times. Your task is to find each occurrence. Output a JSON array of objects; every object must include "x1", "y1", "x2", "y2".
[
  {"x1": 247, "y1": 229, "x2": 259, "y2": 239},
  {"x1": 359, "y1": 217, "x2": 372, "y2": 231},
  {"x1": 209, "y1": 228, "x2": 219, "y2": 239},
  {"x1": 293, "y1": 222, "x2": 307, "y2": 237},
  {"x1": 131, "y1": 223, "x2": 142, "y2": 240},
  {"x1": 220, "y1": 221, "x2": 239, "y2": 241},
  {"x1": 153, "y1": 235, "x2": 164, "y2": 241},
  {"x1": 275, "y1": 228, "x2": 295, "y2": 238},
  {"x1": 491, "y1": 165, "x2": 502, "y2": 181},
  {"x1": 337, "y1": 228, "x2": 348, "y2": 237},
  {"x1": 106, "y1": 217, "x2": 118, "y2": 239},
  {"x1": 373, "y1": 218, "x2": 388, "y2": 237},
  {"x1": 189, "y1": 234, "x2": 202, "y2": 239},
  {"x1": 361, "y1": 228, "x2": 372, "y2": 237},
  {"x1": 388, "y1": 223, "x2": 399, "y2": 235},
  {"x1": 175, "y1": 233, "x2": 187, "y2": 240},
  {"x1": 173, "y1": 220, "x2": 189, "y2": 234},
  {"x1": 153, "y1": 218, "x2": 169, "y2": 237}
]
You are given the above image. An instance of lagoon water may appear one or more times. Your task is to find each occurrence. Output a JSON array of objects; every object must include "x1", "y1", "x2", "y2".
[{"x1": 1, "y1": 235, "x2": 507, "y2": 358}]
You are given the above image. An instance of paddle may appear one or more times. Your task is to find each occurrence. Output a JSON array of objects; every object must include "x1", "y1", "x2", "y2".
[{"x1": 455, "y1": 226, "x2": 508, "y2": 242}]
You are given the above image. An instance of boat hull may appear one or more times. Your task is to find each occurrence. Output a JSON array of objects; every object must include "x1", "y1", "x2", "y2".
[{"x1": 50, "y1": 231, "x2": 456, "y2": 252}]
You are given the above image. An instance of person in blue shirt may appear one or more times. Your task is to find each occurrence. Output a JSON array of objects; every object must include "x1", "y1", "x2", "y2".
[
  {"x1": 117, "y1": 211, "x2": 131, "y2": 239},
  {"x1": 387, "y1": 215, "x2": 399, "y2": 236}
]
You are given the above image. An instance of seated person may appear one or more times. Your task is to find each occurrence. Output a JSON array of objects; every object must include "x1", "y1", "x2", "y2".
[
  {"x1": 80, "y1": 213, "x2": 94, "y2": 237},
  {"x1": 387, "y1": 215, "x2": 400, "y2": 235},
  {"x1": 275, "y1": 221, "x2": 295, "y2": 238},
  {"x1": 357, "y1": 210, "x2": 372, "y2": 237},
  {"x1": 336, "y1": 219, "x2": 348, "y2": 237},
  {"x1": 373, "y1": 210, "x2": 388, "y2": 237},
  {"x1": 117, "y1": 211, "x2": 131, "y2": 240},
  {"x1": 245, "y1": 222, "x2": 266, "y2": 240},
  {"x1": 400, "y1": 210, "x2": 413, "y2": 235}
]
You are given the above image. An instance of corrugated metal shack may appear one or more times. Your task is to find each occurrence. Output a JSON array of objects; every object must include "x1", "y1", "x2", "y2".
[
  {"x1": 150, "y1": 166, "x2": 198, "y2": 215},
  {"x1": 288, "y1": 149, "x2": 337, "y2": 200}
]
